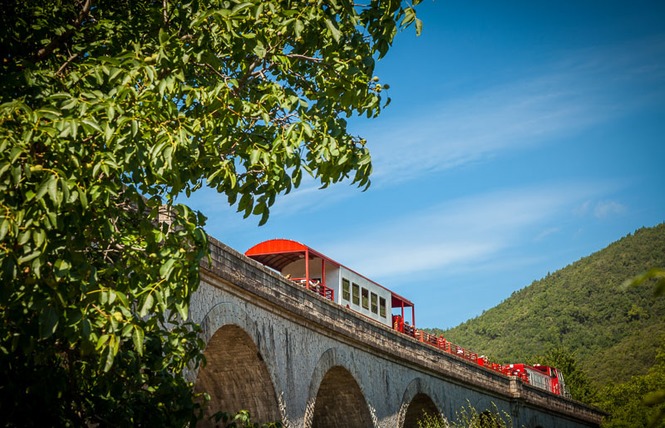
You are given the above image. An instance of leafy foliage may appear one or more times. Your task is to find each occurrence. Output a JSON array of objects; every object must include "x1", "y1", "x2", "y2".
[
  {"x1": 529, "y1": 346, "x2": 596, "y2": 403},
  {"x1": 595, "y1": 337, "x2": 665, "y2": 428},
  {"x1": 0, "y1": 0, "x2": 420, "y2": 424},
  {"x1": 438, "y1": 224, "x2": 665, "y2": 386},
  {"x1": 211, "y1": 410, "x2": 282, "y2": 428},
  {"x1": 425, "y1": 224, "x2": 665, "y2": 426},
  {"x1": 418, "y1": 401, "x2": 513, "y2": 428},
  {"x1": 629, "y1": 267, "x2": 665, "y2": 297}
]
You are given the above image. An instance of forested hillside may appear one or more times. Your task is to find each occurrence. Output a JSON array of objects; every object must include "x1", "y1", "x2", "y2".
[{"x1": 433, "y1": 223, "x2": 665, "y2": 387}]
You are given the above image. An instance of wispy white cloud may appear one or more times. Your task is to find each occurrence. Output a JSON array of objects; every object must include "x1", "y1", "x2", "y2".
[
  {"x1": 365, "y1": 36, "x2": 665, "y2": 185},
  {"x1": 266, "y1": 176, "x2": 363, "y2": 217},
  {"x1": 593, "y1": 200, "x2": 627, "y2": 218},
  {"x1": 575, "y1": 199, "x2": 627, "y2": 219},
  {"x1": 533, "y1": 227, "x2": 561, "y2": 242},
  {"x1": 323, "y1": 181, "x2": 617, "y2": 280},
  {"x1": 368, "y1": 82, "x2": 598, "y2": 182}
]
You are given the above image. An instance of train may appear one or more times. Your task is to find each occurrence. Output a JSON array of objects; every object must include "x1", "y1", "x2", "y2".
[{"x1": 245, "y1": 238, "x2": 570, "y2": 398}]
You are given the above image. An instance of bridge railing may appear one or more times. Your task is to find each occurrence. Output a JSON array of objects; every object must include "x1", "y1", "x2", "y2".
[
  {"x1": 291, "y1": 278, "x2": 335, "y2": 302},
  {"x1": 407, "y1": 329, "x2": 556, "y2": 391},
  {"x1": 398, "y1": 315, "x2": 534, "y2": 388},
  {"x1": 401, "y1": 325, "x2": 522, "y2": 380},
  {"x1": 415, "y1": 331, "x2": 480, "y2": 363}
]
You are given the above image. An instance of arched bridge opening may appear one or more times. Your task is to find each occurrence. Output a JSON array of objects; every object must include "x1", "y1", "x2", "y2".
[
  {"x1": 194, "y1": 324, "x2": 280, "y2": 426},
  {"x1": 310, "y1": 365, "x2": 373, "y2": 428},
  {"x1": 402, "y1": 393, "x2": 439, "y2": 428}
]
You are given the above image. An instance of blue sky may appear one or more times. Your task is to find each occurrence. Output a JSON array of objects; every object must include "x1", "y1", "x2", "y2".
[{"x1": 187, "y1": 1, "x2": 665, "y2": 328}]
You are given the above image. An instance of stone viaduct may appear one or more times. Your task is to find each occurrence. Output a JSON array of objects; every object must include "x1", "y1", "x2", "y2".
[{"x1": 187, "y1": 236, "x2": 605, "y2": 428}]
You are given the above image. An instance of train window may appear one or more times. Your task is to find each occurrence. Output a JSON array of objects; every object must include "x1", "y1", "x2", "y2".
[
  {"x1": 361, "y1": 288, "x2": 369, "y2": 309},
  {"x1": 352, "y1": 283, "x2": 360, "y2": 306},
  {"x1": 342, "y1": 279, "x2": 350, "y2": 301},
  {"x1": 370, "y1": 293, "x2": 378, "y2": 314},
  {"x1": 379, "y1": 297, "x2": 386, "y2": 318}
]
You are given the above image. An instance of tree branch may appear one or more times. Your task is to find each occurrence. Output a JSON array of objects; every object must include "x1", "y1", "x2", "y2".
[
  {"x1": 163, "y1": 0, "x2": 169, "y2": 26},
  {"x1": 284, "y1": 53, "x2": 322, "y2": 63},
  {"x1": 195, "y1": 62, "x2": 231, "y2": 82},
  {"x1": 234, "y1": 58, "x2": 262, "y2": 95},
  {"x1": 35, "y1": 0, "x2": 93, "y2": 61},
  {"x1": 56, "y1": 53, "x2": 79, "y2": 75}
]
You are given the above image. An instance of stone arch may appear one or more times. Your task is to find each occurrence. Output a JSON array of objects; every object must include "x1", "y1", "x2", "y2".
[
  {"x1": 305, "y1": 348, "x2": 375, "y2": 428},
  {"x1": 398, "y1": 378, "x2": 442, "y2": 428},
  {"x1": 402, "y1": 393, "x2": 440, "y2": 428},
  {"x1": 194, "y1": 303, "x2": 281, "y2": 426}
]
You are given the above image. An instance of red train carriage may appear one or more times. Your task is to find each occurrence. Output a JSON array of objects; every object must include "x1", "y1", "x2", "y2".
[
  {"x1": 503, "y1": 364, "x2": 570, "y2": 397},
  {"x1": 245, "y1": 239, "x2": 570, "y2": 398},
  {"x1": 246, "y1": 239, "x2": 415, "y2": 328}
]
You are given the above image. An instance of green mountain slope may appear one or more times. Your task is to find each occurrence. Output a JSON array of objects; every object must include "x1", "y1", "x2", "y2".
[{"x1": 437, "y1": 223, "x2": 665, "y2": 387}]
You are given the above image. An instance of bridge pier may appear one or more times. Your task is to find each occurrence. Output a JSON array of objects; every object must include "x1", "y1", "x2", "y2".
[{"x1": 187, "y1": 237, "x2": 604, "y2": 428}]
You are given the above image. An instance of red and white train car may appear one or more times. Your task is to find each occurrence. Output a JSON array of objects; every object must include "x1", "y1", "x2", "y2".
[
  {"x1": 246, "y1": 238, "x2": 416, "y2": 329},
  {"x1": 246, "y1": 239, "x2": 570, "y2": 398},
  {"x1": 503, "y1": 364, "x2": 569, "y2": 397}
]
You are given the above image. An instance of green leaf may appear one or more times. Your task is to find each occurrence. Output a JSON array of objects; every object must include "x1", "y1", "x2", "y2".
[
  {"x1": 250, "y1": 148, "x2": 261, "y2": 165},
  {"x1": 175, "y1": 301, "x2": 188, "y2": 321},
  {"x1": 402, "y1": 7, "x2": 416, "y2": 26},
  {"x1": 254, "y1": 2, "x2": 264, "y2": 20},
  {"x1": 81, "y1": 118, "x2": 103, "y2": 134},
  {"x1": 78, "y1": 188, "x2": 88, "y2": 210},
  {"x1": 17, "y1": 250, "x2": 41, "y2": 265},
  {"x1": 46, "y1": 175, "x2": 58, "y2": 204},
  {"x1": 96, "y1": 334, "x2": 110, "y2": 350},
  {"x1": 54, "y1": 258, "x2": 71, "y2": 278},
  {"x1": 158, "y1": 27, "x2": 169, "y2": 44},
  {"x1": 81, "y1": 318, "x2": 91, "y2": 340},
  {"x1": 294, "y1": 19, "x2": 304, "y2": 38},
  {"x1": 253, "y1": 41, "x2": 267, "y2": 58},
  {"x1": 38, "y1": 306, "x2": 59, "y2": 339},
  {"x1": 324, "y1": 18, "x2": 341, "y2": 43},
  {"x1": 103, "y1": 336, "x2": 116, "y2": 372},
  {"x1": 232, "y1": 2, "x2": 253, "y2": 14},
  {"x1": 140, "y1": 293, "x2": 155, "y2": 317},
  {"x1": 0, "y1": 218, "x2": 9, "y2": 241},
  {"x1": 35, "y1": 176, "x2": 51, "y2": 200},
  {"x1": 114, "y1": 290, "x2": 129, "y2": 307},
  {"x1": 32, "y1": 229, "x2": 46, "y2": 248},
  {"x1": 160, "y1": 258, "x2": 176, "y2": 279},
  {"x1": 132, "y1": 325, "x2": 145, "y2": 355}
]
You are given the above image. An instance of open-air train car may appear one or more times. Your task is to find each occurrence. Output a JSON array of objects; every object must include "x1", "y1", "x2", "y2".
[{"x1": 245, "y1": 238, "x2": 415, "y2": 330}]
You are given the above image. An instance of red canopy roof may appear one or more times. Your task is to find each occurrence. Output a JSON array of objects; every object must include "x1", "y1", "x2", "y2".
[
  {"x1": 245, "y1": 239, "x2": 327, "y2": 272},
  {"x1": 246, "y1": 239, "x2": 414, "y2": 309}
]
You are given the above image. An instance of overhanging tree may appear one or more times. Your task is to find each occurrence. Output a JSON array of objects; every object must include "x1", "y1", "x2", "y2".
[{"x1": 0, "y1": 0, "x2": 420, "y2": 425}]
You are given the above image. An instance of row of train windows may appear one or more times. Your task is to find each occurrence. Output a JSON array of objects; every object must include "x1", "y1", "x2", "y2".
[{"x1": 341, "y1": 278, "x2": 387, "y2": 318}]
